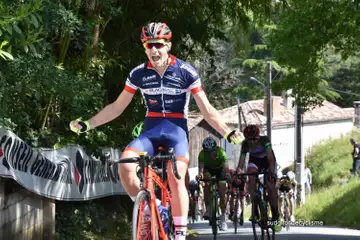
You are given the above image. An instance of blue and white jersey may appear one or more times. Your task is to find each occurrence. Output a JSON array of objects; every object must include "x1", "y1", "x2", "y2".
[{"x1": 124, "y1": 55, "x2": 203, "y2": 118}]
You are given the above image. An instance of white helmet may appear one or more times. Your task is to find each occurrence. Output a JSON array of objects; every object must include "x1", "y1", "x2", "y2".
[{"x1": 287, "y1": 171, "x2": 295, "y2": 181}]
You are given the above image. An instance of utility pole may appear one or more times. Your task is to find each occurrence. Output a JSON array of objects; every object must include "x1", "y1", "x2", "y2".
[
  {"x1": 355, "y1": 101, "x2": 360, "y2": 127},
  {"x1": 266, "y1": 61, "x2": 272, "y2": 142},
  {"x1": 237, "y1": 97, "x2": 243, "y2": 132},
  {"x1": 295, "y1": 104, "x2": 305, "y2": 205}
]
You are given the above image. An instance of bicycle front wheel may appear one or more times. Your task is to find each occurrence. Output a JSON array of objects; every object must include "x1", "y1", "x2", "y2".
[
  {"x1": 211, "y1": 193, "x2": 218, "y2": 239},
  {"x1": 251, "y1": 197, "x2": 264, "y2": 240},
  {"x1": 234, "y1": 195, "x2": 238, "y2": 234},
  {"x1": 284, "y1": 197, "x2": 290, "y2": 231},
  {"x1": 132, "y1": 190, "x2": 159, "y2": 240}
]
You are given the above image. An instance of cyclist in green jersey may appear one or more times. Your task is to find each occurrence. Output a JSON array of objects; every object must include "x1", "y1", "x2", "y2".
[{"x1": 197, "y1": 137, "x2": 230, "y2": 230}]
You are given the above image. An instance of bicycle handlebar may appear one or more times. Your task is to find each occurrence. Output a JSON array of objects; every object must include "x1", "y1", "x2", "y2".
[
  {"x1": 198, "y1": 177, "x2": 228, "y2": 183},
  {"x1": 102, "y1": 148, "x2": 181, "y2": 180},
  {"x1": 238, "y1": 172, "x2": 269, "y2": 176}
]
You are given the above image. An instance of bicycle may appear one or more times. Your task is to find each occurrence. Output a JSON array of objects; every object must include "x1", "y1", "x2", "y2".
[
  {"x1": 229, "y1": 175, "x2": 246, "y2": 234},
  {"x1": 277, "y1": 177, "x2": 295, "y2": 231},
  {"x1": 239, "y1": 171, "x2": 275, "y2": 240},
  {"x1": 103, "y1": 146, "x2": 180, "y2": 240},
  {"x1": 188, "y1": 183, "x2": 202, "y2": 224},
  {"x1": 199, "y1": 176, "x2": 227, "y2": 240}
]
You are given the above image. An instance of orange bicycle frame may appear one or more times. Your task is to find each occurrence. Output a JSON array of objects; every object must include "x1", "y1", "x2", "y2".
[{"x1": 137, "y1": 160, "x2": 172, "y2": 240}]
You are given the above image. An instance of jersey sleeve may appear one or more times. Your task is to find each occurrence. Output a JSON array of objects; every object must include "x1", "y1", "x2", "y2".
[
  {"x1": 218, "y1": 147, "x2": 228, "y2": 163},
  {"x1": 124, "y1": 64, "x2": 145, "y2": 94},
  {"x1": 124, "y1": 78, "x2": 138, "y2": 94},
  {"x1": 180, "y1": 63, "x2": 203, "y2": 94},
  {"x1": 198, "y1": 150, "x2": 205, "y2": 164},
  {"x1": 261, "y1": 136, "x2": 272, "y2": 150}
]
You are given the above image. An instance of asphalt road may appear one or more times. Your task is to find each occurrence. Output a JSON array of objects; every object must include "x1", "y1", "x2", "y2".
[{"x1": 187, "y1": 220, "x2": 360, "y2": 240}]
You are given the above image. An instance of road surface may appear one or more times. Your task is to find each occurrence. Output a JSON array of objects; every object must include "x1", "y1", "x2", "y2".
[{"x1": 187, "y1": 220, "x2": 360, "y2": 240}]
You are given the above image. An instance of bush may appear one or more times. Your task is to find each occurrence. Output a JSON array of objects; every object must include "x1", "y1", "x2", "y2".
[{"x1": 56, "y1": 196, "x2": 133, "y2": 240}]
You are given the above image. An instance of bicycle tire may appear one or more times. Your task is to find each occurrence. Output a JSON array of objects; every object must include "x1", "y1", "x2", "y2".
[
  {"x1": 261, "y1": 199, "x2": 275, "y2": 240},
  {"x1": 189, "y1": 198, "x2": 195, "y2": 224},
  {"x1": 211, "y1": 193, "x2": 218, "y2": 239},
  {"x1": 234, "y1": 195, "x2": 238, "y2": 234},
  {"x1": 284, "y1": 197, "x2": 290, "y2": 231},
  {"x1": 168, "y1": 206, "x2": 175, "y2": 240},
  {"x1": 132, "y1": 190, "x2": 159, "y2": 240},
  {"x1": 194, "y1": 201, "x2": 199, "y2": 223},
  {"x1": 251, "y1": 197, "x2": 264, "y2": 240}
]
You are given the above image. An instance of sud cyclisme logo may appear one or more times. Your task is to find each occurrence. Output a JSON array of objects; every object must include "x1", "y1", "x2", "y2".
[{"x1": 267, "y1": 220, "x2": 324, "y2": 226}]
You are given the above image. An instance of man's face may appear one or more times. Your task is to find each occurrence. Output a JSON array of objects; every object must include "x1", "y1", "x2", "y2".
[
  {"x1": 144, "y1": 39, "x2": 171, "y2": 69},
  {"x1": 351, "y1": 139, "x2": 355, "y2": 145},
  {"x1": 247, "y1": 137, "x2": 260, "y2": 147}
]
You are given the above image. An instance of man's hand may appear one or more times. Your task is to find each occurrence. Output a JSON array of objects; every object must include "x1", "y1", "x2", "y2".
[
  {"x1": 236, "y1": 167, "x2": 244, "y2": 175},
  {"x1": 196, "y1": 172, "x2": 203, "y2": 181},
  {"x1": 69, "y1": 118, "x2": 92, "y2": 134},
  {"x1": 269, "y1": 171, "x2": 277, "y2": 182},
  {"x1": 224, "y1": 130, "x2": 244, "y2": 144}
]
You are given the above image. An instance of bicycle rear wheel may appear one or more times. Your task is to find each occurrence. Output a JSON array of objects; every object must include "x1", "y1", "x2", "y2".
[{"x1": 132, "y1": 190, "x2": 159, "y2": 240}]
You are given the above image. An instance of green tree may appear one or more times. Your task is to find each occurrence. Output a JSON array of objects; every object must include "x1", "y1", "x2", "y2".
[{"x1": 270, "y1": 0, "x2": 360, "y2": 108}]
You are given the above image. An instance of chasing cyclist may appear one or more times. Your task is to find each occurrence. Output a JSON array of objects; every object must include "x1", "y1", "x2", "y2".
[
  {"x1": 196, "y1": 137, "x2": 230, "y2": 230},
  {"x1": 236, "y1": 124, "x2": 282, "y2": 232},
  {"x1": 277, "y1": 168, "x2": 297, "y2": 222},
  {"x1": 227, "y1": 168, "x2": 247, "y2": 225},
  {"x1": 69, "y1": 22, "x2": 243, "y2": 239}
]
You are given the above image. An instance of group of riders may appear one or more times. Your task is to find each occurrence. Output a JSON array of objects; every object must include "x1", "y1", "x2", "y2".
[
  {"x1": 69, "y1": 21, "x2": 296, "y2": 239},
  {"x1": 187, "y1": 124, "x2": 298, "y2": 232}
]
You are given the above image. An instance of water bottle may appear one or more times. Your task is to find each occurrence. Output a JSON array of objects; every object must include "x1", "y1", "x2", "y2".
[
  {"x1": 142, "y1": 199, "x2": 163, "y2": 236},
  {"x1": 159, "y1": 203, "x2": 169, "y2": 234},
  {"x1": 259, "y1": 185, "x2": 263, "y2": 195}
]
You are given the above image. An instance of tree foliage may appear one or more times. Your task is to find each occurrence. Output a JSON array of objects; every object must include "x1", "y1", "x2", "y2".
[
  {"x1": 270, "y1": 0, "x2": 360, "y2": 108},
  {"x1": 1, "y1": 0, "x2": 290, "y2": 237}
]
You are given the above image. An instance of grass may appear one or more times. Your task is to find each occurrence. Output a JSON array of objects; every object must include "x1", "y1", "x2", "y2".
[
  {"x1": 305, "y1": 129, "x2": 360, "y2": 189},
  {"x1": 295, "y1": 178, "x2": 360, "y2": 229},
  {"x1": 295, "y1": 128, "x2": 360, "y2": 229}
]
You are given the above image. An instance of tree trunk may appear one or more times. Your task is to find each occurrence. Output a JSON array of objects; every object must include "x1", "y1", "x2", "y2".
[{"x1": 87, "y1": 0, "x2": 101, "y2": 59}]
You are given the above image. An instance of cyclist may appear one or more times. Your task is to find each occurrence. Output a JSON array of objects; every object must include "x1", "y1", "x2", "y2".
[
  {"x1": 235, "y1": 124, "x2": 282, "y2": 232},
  {"x1": 227, "y1": 168, "x2": 247, "y2": 225},
  {"x1": 188, "y1": 179, "x2": 203, "y2": 222},
  {"x1": 197, "y1": 137, "x2": 230, "y2": 230},
  {"x1": 277, "y1": 168, "x2": 297, "y2": 222},
  {"x1": 69, "y1": 22, "x2": 243, "y2": 240}
]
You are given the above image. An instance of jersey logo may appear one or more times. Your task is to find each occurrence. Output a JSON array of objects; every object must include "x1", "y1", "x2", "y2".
[
  {"x1": 142, "y1": 75, "x2": 156, "y2": 82},
  {"x1": 143, "y1": 87, "x2": 185, "y2": 95},
  {"x1": 149, "y1": 99, "x2": 158, "y2": 105},
  {"x1": 164, "y1": 73, "x2": 186, "y2": 85}
]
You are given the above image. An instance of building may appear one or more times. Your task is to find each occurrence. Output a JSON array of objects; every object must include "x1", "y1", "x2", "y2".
[{"x1": 187, "y1": 96, "x2": 356, "y2": 179}]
